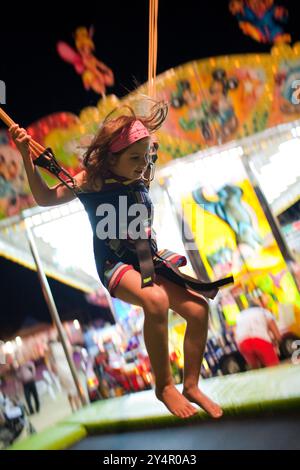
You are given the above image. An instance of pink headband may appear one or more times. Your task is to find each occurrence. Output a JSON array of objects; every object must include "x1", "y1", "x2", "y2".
[{"x1": 109, "y1": 120, "x2": 150, "y2": 153}]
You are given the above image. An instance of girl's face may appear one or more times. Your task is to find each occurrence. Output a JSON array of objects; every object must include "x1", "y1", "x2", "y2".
[{"x1": 109, "y1": 137, "x2": 151, "y2": 179}]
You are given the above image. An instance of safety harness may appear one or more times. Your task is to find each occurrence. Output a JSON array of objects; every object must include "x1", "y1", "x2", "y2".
[{"x1": 35, "y1": 146, "x2": 233, "y2": 299}]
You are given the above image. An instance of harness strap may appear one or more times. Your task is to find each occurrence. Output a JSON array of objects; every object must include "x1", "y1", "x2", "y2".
[
  {"x1": 101, "y1": 178, "x2": 234, "y2": 296},
  {"x1": 134, "y1": 237, "x2": 233, "y2": 298},
  {"x1": 154, "y1": 253, "x2": 234, "y2": 299},
  {"x1": 135, "y1": 238, "x2": 156, "y2": 288},
  {"x1": 34, "y1": 147, "x2": 79, "y2": 195}
]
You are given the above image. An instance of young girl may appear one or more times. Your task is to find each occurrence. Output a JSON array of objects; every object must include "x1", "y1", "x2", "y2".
[{"x1": 10, "y1": 101, "x2": 229, "y2": 419}]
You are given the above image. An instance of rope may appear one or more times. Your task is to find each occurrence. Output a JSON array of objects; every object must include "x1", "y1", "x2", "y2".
[
  {"x1": 0, "y1": 107, "x2": 76, "y2": 191},
  {"x1": 148, "y1": 0, "x2": 159, "y2": 98},
  {"x1": 0, "y1": 106, "x2": 45, "y2": 159}
]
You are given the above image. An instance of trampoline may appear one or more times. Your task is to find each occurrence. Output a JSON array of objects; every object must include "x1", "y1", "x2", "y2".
[
  {"x1": 70, "y1": 413, "x2": 300, "y2": 450},
  {"x1": 9, "y1": 364, "x2": 300, "y2": 450}
]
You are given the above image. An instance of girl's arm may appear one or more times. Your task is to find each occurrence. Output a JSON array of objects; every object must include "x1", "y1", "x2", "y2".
[{"x1": 9, "y1": 124, "x2": 82, "y2": 206}]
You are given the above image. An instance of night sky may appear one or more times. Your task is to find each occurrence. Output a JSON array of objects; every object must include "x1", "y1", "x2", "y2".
[
  {"x1": 0, "y1": 0, "x2": 299, "y2": 126},
  {"x1": 1, "y1": 0, "x2": 300, "y2": 336}
]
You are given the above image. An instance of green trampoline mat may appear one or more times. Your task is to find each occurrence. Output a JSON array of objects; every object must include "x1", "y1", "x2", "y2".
[{"x1": 9, "y1": 363, "x2": 300, "y2": 450}]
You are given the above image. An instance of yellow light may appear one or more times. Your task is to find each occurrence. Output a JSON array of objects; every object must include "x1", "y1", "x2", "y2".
[
  {"x1": 87, "y1": 377, "x2": 98, "y2": 387},
  {"x1": 178, "y1": 356, "x2": 184, "y2": 368}
]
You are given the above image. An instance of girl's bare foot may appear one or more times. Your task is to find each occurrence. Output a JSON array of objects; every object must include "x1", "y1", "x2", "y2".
[
  {"x1": 155, "y1": 384, "x2": 198, "y2": 419},
  {"x1": 182, "y1": 386, "x2": 223, "y2": 418}
]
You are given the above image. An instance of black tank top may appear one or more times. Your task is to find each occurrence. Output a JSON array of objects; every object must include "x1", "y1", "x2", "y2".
[{"x1": 77, "y1": 174, "x2": 157, "y2": 284}]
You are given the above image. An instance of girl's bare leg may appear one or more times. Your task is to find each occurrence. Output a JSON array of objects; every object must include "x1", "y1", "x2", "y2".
[
  {"x1": 156, "y1": 276, "x2": 223, "y2": 418},
  {"x1": 114, "y1": 270, "x2": 198, "y2": 418}
]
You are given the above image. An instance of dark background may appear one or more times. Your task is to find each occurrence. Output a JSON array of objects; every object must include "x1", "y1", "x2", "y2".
[{"x1": 0, "y1": 0, "x2": 299, "y2": 126}]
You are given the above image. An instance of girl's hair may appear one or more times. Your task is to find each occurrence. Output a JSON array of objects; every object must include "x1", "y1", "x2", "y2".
[{"x1": 82, "y1": 100, "x2": 168, "y2": 187}]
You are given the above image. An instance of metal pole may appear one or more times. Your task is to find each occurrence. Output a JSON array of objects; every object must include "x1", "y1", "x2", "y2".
[
  {"x1": 241, "y1": 154, "x2": 300, "y2": 294},
  {"x1": 22, "y1": 216, "x2": 87, "y2": 407},
  {"x1": 104, "y1": 288, "x2": 117, "y2": 323},
  {"x1": 162, "y1": 178, "x2": 211, "y2": 281}
]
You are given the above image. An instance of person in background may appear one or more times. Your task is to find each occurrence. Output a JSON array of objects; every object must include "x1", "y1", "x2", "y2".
[
  {"x1": 47, "y1": 339, "x2": 81, "y2": 412},
  {"x1": 15, "y1": 360, "x2": 40, "y2": 415},
  {"x1": 0, "y1": 379, "x2": 6, "y2": 426},
  {"x1": 235, "y1": 300, "x2": 282, "y2": 369}
]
